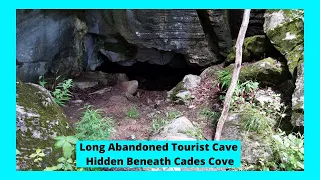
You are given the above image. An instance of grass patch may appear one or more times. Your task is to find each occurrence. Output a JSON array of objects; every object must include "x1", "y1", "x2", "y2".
[
  {"x1": 76, "y1": 105, "x2": 113, "y2": 140},
  {"x1": 127, "y1": 106, "x2": 139, "y2": 119},
  {"x1": 240, "y1": 105, "x2": 274, "y2": 133}
]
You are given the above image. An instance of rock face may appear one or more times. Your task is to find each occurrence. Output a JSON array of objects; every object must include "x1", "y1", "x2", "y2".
[
  {"x1": 226, "y1": 35, "x2": 270, "y2": 64},
  {"x1": 221, "y1": 114, "x2": 273, "y2": 164},
  {"x1": 16, "y1": 79, "x2": 73, "y2": 170},
  {"x1": 291, "y1": 62, "x2": 304, "y2": 127},
  {"x1": 91, "y1": 10, "x2": 221, "y2": 66},
  {"x1": 16, "y1": 10, "x2": 87, "y2": 82},
  {"x1": 224, "y1": 57, "x2": 290, "y2": 86},
  {"x1": 264, "y1": 10, "x2": 304, "y2": 75},
  {"x1": 263, "y1": 10, "x2": 304, "y2": 128}
]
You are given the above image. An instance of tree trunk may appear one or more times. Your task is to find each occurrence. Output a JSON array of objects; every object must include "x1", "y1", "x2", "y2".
[{"x1": 214, "y1": 9, "x2": 251, "y2": 140}]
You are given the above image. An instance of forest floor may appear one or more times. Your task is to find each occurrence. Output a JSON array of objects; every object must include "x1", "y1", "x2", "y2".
[{"x1": 63, "y1": 75, "x2": 219, "y2": 141}]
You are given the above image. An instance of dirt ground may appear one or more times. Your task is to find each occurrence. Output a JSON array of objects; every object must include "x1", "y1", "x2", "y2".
[{"x1": 63, "y1": 75, "x2": 220, "y2": 141}]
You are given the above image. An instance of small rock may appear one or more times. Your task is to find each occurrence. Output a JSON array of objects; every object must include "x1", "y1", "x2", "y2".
[
  {"x1": 182, "y1": 74, "x2": 201, "y2": 90},
  {"x1": 121, "y1": 80, "x2": 139, "y2": 97},
  {"x1": 89, "y1": 87, "x2": 112, "y2": 95},
  {"x1": 70, "y1": 99, "x2": 84, "y2": 106},
  {"x1": 73, "y1": 80, "x2": 98, "y2": 89},
  {"x1": 176, "y1": 91, "x2": 192, "y2": 100}
]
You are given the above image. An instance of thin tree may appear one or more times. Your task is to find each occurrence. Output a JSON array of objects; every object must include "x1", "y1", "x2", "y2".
[{"x1": 214, "y1": 9, "x2": 251, "y2": 140}]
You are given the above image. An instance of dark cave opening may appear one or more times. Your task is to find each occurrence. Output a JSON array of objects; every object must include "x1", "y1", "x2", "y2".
[{"x1": 96, "y1": 57, "x2": 203, "y2": 91}]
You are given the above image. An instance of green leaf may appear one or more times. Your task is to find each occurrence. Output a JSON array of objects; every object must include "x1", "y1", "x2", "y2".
[
  {"x1": 38, "y1": 153, "x2": 46, "y2": 157},
  {"x1": 55, "y1": 139, "x2": 66, "y2": 148},
  {"x1": 67, "y1": 158, "x2": 73, "y2": 163},
  {"x1": 63, "y1": 143, "x2": 74, "y2": 158},
  {"x1": 16, "y1": 149, "x2": 21, "y2": 155},
  {"x1": 58, "y1": 157, "x2": 65, "y2": 162},
  {"x1": 36, "y1": 149, "x2": 42, "y2": 154},
  {"x1": 67, "y1": 136, "x2": 78, "y2": 144},
  {"x1": 29, "y1": 154, "x2": 37, "y2": 158}
]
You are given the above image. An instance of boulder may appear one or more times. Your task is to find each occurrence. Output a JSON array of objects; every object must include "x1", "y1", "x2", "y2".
[
  {"x1": 182, "y1": 75, "x2": 201, "y2": 90},
  {"x1": 228, "y1": 57, "x2": 290, "y2": 86},
  {"x1": 264, "y1": 10, "x2": 304, "y2": 75},
  {"x1": 150, "y1": 116, "x2": 196, "y2": 140},
  {"x1": 221, "y1": 114, "x2": 273, "y2": 164},
  {"x1": 120, "y1": 80, "x2": 139, "y2": 97},
  {"x1": 291, "y1": 62, "x2": 304, "y2": 127},
  {"x1": 16, "y1": 79, "x2": 73, "y2": 170},
  {"x1": 226, "y1": 35, "x2": 269, "y2": 64},
  {"x1": 167, "y1": 74, "x2": 201, "y2": 101},
  {"x1": 16, "y1": 10, "x2": 87, "y2": 82}
]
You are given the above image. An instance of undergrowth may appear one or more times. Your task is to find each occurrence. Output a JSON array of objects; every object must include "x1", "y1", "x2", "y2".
[{"x1": 75, "y1": 105, "x2": 113, "y2": 140}]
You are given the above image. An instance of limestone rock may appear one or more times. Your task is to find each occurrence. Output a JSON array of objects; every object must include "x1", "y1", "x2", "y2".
[
  {"x1": 264, "y1": 10, "x2": 304, "y2": 75},
  {"x1": 150, "y1": 116, "x2": 196, "y2": 140},
  {"x1": 167, "y1": 74, "x2": 201, "y2": 101},
  {"x1": 16, "y1": 10, "x2": 87, "y2": 82},
  {"x1": 73, "y1": 80, "x2": 98, "y2": 89},
  {"x1": 291, "y1": 62, "x2": 304, "y2": 127},
  {"x1": 16, "y1": 79, "x2": 73, "y2": 170},
  {"x1": 182, "y1": 75, "x2": 201, "y2": 90},
  {"x1": 121, "y1": 80, "x2": 139, "y2": 97},
  {"x1": 227, "y1": 57, "x2": 290, "y2": 86},
  {"x1": 226, "y1": 35, "x2": 270, "y2": 64},
  {"x1": 221, "y1": 114, "x2": 273, "y2": 164}
]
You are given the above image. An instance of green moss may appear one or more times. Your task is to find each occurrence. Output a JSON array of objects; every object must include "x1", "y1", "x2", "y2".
[
  {"x1": 226, "y1": 35, "x2": 267, "y2": 64},
  {"x1": 224, "y1": 58, "x2": 290, "y2": 86},
  {"x1": 16, "y1": 80, "x2": 73, "y2": 170},
  {"x1": 285, "y1": 44, "x2": 304, "y2": 75}
]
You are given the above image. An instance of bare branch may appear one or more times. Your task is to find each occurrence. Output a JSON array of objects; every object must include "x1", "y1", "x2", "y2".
[{"x1": 214, "y1": 9, "x2": 251, "y2": 140}]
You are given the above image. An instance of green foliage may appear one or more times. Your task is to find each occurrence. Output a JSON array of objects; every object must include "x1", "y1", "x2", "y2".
[
  {"x1": 216, "y1": 70, "x2": 232, "y2": 90},
  {"x1": 259, "y1": 130, "x2": 304, "y2": 171},
  {"x1": 240, "y1": 106, "x2": 274, "y2": 133},
  {"x1": 127, "y1": 106, "x2": 139, "y2": 119},
  {"x1": 200, "y1": 108, "x2": 220, "y2": 120},
  {"x1": 44, "y1": 136, "x2": 81, "y2": 171},
  {"x1": 151, "y1": 118, "x2": 169, "y2": 134},
  {"x1": 166, "y1": 110, "x2": 182, "y2": 120},
  {"x1": 29, "y1": 149, "x2": 46, "y2": 167},
  {"x1": 52, "y1": 79, "x2": 73, "y2": 106},
  {"x1": 185, "y1": 127, "x2": 204, "y2": 140},
  {"x1": 75, "y1": 106, "x2": 113, "y2": 140},
  {"x1": 38, "y1": 75, "x2": 73, "y2": 106},
  {"x1": 38, "y1": 75, "x2": 47, "y2": 88}
]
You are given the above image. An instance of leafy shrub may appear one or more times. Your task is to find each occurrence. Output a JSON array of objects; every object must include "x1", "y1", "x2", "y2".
[
  {"x1": 38, "y1": 75, "x2": 47, "y2": 88},
  {"x1": 127, "y1": 106, "x2": 139, "y2": 119},
  {"x1": 271, "y1": 130, "x2": 304, "y2": 170},
  {"x1": 44, "y1": 136, "x2": 81, "y2": 171},
  {"x1": 259, "y1": 130, "x2": 304, "y2": 171},
  {"x1": 52, "y1": 79, "x2": 73, "y2": 106},
  {"x1": 216, "y1": 70, "x2": 232, "y2": 90},
  {"x1": 75, "y1": 106, "x2": 113, "y2": 140}
]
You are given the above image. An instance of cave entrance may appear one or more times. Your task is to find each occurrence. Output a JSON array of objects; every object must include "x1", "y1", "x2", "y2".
[{"x1": 96, "y1": 58, "x2": 202, "y2": 91}]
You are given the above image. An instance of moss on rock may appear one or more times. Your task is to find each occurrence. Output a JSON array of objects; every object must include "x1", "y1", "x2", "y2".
[
  {"x1": 226, "y1": 35, "x2": 268, "y2": 64},
  {"x1": 264, "y1": 10, "x2": 304, "y2": 76},
  {"x1": 16, "y1": 79, "x2": 73, "y2": 170},
  {"x1": 223, "y1": 57, "x2": 290, "y2": 86}
]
